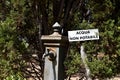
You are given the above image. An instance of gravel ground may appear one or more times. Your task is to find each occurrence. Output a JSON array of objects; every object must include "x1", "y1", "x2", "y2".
[{"x1": 69, "y1": 76, "x2": 120, "y2": 80}]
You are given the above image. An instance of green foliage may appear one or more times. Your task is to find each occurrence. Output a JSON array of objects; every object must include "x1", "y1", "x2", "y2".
[
  {"x1": 80, "y1": 19, "x2": 120, "y2": 79},
  {"x1": 1, "y1": 0, "x2": 120, "y2": 79},
  {"x1": 64, "y1": 0, "x2": 120, "y2": 79},
  {"x1": 5, "y1": 73, "x2": 26, "y2": 80},
  {"x1": 0, "y1": 0, "x2": 41, "y2": 79},
  {"x1": 88, "y1": 56, "x2": 116, "y2": 79},
  {"x1": 88, "y1": 0, "x2": 114, "y2": 21},
  {"x1": 64, "y1": 43, "x2": 81, "y2": 76},
  {"x1": 65, "y1": 6, "x2": 120, "y2": 79},
  {"x1": 0, "y1": 8, "x2": 27, "y2": 80}
]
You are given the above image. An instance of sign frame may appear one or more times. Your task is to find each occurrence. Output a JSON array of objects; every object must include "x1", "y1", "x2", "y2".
[{"x1": 68, "y1": 29, "x2": 99, "y2": 42}]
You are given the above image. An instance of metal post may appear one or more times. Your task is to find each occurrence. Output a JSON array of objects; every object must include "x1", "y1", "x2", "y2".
[
  {"x1": 41, "y1": 22, "x2": 68, "y2": 80},
  {"x1": 80, "y1": 44, "x2": 91, "y2": 80}
]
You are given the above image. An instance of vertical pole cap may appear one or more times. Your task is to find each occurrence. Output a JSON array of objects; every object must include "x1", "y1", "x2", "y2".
[{"x1": 53, "y1": 22, "x2": 61, "y2": 32}]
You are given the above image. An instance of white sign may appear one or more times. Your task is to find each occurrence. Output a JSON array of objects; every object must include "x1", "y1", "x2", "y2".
[{"x1": 68, "y1": 29, "x2": 99, "y2": 42}]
